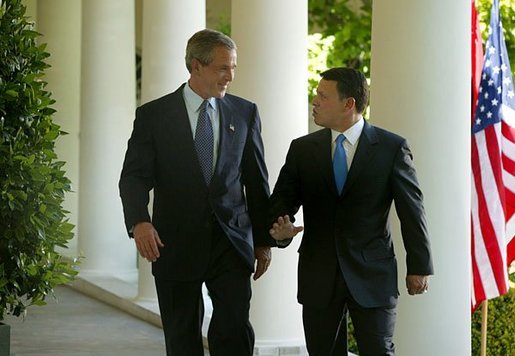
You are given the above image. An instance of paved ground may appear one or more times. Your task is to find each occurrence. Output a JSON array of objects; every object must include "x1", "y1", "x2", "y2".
[{"x1": 3, "y1": 285, "x2": 166, "y2": 356}]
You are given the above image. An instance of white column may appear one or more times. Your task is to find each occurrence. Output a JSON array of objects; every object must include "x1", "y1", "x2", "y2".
[
  {"x1": 37, "y1": 0, "x2": 81, "y2": 256},
  {"x1": 231, "y1": 1, "x2": 307, "y2": 350},
  {"x1": 79, "y1": 0, "x2": 137, "y2": 276},
  {"x1": 137, "y1": 0, "x2": 206, "y2": 300},
  {"x1": 370, "y1": 1, "x2": 470, "y2": 355},
  {"x1": 141, "y1": 0, "x2": 206, "y2": 102}
]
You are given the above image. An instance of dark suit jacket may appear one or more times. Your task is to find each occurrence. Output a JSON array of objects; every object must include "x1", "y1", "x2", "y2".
[
  {"x1": 119, "y1": 84, "x2": 275, "y2": 280},
  {"x1": 270, "y1": 121, "x2": 434, "y2": 308}
]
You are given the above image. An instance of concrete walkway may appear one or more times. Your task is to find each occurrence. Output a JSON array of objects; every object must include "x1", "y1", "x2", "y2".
[{"x1": 3, "y1": 285, "x2": 166, "y2": 356}]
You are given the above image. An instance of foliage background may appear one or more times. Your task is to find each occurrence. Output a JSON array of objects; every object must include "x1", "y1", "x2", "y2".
[
  {"x1": 0, "y1": 0, "x2": 77, "y2": 319},
  {"x1": 308, "y1": 0, "x2": 515, "y2": 102}
]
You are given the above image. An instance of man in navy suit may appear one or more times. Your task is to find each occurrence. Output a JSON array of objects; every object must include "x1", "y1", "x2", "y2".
[
  {"x1": 119, "y1": 29, "x2": 275, "y2": 356},
  {"x1": 269, "y1": 68, "x2": 434, "y2": 355}
]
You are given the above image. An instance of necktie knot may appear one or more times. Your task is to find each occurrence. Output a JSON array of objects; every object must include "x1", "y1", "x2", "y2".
[
  {"x1": 333, "y1": 134, "x2": 348, "y2": 194},
  {"x1": 199, "y1": 100, "x2": 209, "y2": 113}
]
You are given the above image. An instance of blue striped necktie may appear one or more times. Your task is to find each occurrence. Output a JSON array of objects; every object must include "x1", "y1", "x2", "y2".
[
  {"x1": 333, "y1": 134, "x2": 348, "y2": 194},
  {"x1": 195, "y1": 100, "x2": 213, "y2": 184}
]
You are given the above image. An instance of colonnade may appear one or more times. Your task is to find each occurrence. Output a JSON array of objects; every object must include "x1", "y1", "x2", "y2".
[{"x1": 27, "y1": 0, "x2": 470, "y2": 354}]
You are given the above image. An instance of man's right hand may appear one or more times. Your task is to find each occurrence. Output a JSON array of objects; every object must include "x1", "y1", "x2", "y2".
[
  {"x1": 133, "y1": 222, "x2": 164, "y2": 262},
  {"x1": 269, "y1": 215, "x2": 304, "y2": 241}
]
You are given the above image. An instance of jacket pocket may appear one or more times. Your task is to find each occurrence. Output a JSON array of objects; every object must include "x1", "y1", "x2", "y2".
[{"x1": 361, "y1": 241, "x2": 395, "y2": 262}]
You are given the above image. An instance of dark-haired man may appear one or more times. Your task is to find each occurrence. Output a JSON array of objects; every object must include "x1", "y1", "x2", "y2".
[{"x1": 269, "y1": 67, "x2": 433, "y2": 355}]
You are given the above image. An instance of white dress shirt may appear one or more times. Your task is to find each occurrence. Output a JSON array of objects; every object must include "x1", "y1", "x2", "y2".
[{"x1": 331, "y1": 117, "x2": 365, "y2": 171}]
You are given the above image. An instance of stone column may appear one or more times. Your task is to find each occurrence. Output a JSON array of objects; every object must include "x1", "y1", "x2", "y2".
[
  {"x1": 370, "y1": 0, "x2": 470, "y2": 354},
  {"x1": 231, "y1": 0, "x2": 308, "y2": 350},
  {"x1": 141, "y1": 0, "x2": 206, "y2": 99},
  {"x1": 137, "y1": 0, "x2": 206, "y2": 300},
  {"x1": 36, "y1": 0, "x2": 81, "y2": 255},
  {"x1": 79, "y1": 0, "x2": 137, "y2": 277}
]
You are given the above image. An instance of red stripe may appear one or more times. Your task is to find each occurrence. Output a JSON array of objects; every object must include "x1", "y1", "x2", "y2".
[
  {"x1": 504, "y1": 189, "x2": 515, "y2": 218},
  {"x1": 501, "y1": 122, "x2": 515, "y2": 142},
  {"x1": 484, "y1": 128, "x2": 505, "y2": 205},
  {"x1": 471, "y1": 0, "x2": 484, "y2": 120},
  {"x1": 502, "y1": 154, "x2": 515, "y2": 175},
  {"x1": 508, "y1": 238, "x2": 515, "y2": 266}
]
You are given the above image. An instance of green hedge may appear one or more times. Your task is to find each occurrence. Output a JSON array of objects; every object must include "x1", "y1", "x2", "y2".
[{"x1": 471, "y1": 288, "x2": 515, "y2": 355}]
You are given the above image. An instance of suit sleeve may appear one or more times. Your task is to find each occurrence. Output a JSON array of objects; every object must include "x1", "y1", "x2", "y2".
[
  {"x1": 269, "y1": 140, "x2": 303, "y2": 248},
  {"x1": 241, "y1": 104, "x2": 276, "y2": 247},
  {"x1": 391, "y1": 140, "x2": 434, "y2": 275},
  {"x1": 119, "y1": 107, "x2": 155, "y2": 236}
]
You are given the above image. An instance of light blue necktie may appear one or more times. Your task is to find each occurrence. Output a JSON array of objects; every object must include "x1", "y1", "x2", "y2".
[
  {"x1": 333, "y1": 134, "x2": 348, "y2": 194},
  {"x1": 195, "y1": 100, "x2": 213, "y2": 184}
]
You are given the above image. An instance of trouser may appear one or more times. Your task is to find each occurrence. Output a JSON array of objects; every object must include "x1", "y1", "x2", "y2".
[
  {"x1": 302, "y1": 269, "x2": 396, "y2": 356},
  {"x1": 155, "y1": 221, "x2": 254, "y2": 356}
]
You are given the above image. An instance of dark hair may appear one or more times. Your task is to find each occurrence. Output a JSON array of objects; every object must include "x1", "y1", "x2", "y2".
[
  {"x1": 320, "y1": 68, "x2": 369, "y2": 113},
  {"x1": 185, "y1": 29, "x2": 237, "y2": 73}
]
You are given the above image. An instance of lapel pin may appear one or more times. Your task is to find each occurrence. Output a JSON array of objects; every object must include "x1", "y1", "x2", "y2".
[{"x1": 229, "y1": 124, "x2": 235, "y2": 132}]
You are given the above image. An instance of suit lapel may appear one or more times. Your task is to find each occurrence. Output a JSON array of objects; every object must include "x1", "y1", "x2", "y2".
[
  {"x1": 163, "y1": 85, "x2": 207, "y2": 189},
  {"x1": 212, "y1": 97, "x2": 235, "y2": 182},
  {"x1": 341, "y1": 121, "x2": 378, "y2": 195},
  {"x1": 309, "y1": 129, "x2": 338, "y2": 194}
]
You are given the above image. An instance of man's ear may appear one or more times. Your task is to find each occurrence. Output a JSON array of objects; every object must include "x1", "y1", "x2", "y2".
[
  {"x1": 191, "y1": 58, "x2": 202, "y2": 73},
  {"x1": 345, "y1": 97, "x2": 356, "y2": 111}
]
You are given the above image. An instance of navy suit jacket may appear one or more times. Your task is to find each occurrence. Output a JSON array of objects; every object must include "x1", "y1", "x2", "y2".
[
  {"x1": 119, "y1": 84, "x2": 275, "y2": 280},
  {"x1": 270, "y1": 121, "x2": 434, "y2": 308}
]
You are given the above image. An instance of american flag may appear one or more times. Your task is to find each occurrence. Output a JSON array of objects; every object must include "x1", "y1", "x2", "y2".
[{"x1": 471, "y1": 0, "x2": 515, "y2": 312}]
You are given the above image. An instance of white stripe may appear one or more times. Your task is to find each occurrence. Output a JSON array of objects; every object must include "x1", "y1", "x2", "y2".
[
  {"x1": 501, "y1": 136, "x2": 515, "y2": 161},
  {"x1": 502, "y1": 169, "x2": 515, "y2": 194},
  {"x1": 501, "y1": 103, "x2": 515, "y2": 128},
  {"x1": 471, "y1": 171, "x2": 499, "y2": 297},
  {"x1": 506, "y1": 213, "x2": 515, "y2": 239}
]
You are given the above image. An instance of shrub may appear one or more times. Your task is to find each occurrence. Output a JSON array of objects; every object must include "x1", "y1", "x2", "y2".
[
  {"x1": 471, "y1": 287, "x2": 515, "y2": 355},
  {"x1": 0, "y1": 0, "x2": 77, "y2": 319}
]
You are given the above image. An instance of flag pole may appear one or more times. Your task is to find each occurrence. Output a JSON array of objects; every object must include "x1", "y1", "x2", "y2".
[{"x1": 480, "y1": 300, "x2": 488, "y2": 356}]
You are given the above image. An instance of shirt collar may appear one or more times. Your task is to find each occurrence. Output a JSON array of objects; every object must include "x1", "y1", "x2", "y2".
[
  {"x1": 331, "y1": 117, "x2": 365, "y2": 146},
  {"x1": 183, "y1": 82, "x2": 217, "y2": 112}
]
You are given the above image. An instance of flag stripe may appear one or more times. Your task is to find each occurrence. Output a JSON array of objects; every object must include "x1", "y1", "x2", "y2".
[
  {"x1": 501, "y1": 123, "x2": 515, "y2": 143},
  {"x1": 501, "y1": 155, "x2": 515, "y2": 176}
]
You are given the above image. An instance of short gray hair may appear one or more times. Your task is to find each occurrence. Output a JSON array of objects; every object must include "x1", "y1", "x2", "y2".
[{"x1": 185, "y1": 29, "x2": 237, "y2": 73}]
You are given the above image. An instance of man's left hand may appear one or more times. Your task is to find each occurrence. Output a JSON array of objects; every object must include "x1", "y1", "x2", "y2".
[
  {"x1": 406, "y1": 275, "x2": 430, "y2": 295},
  {"x1": 253, "y1": 246, "x2": 272, "y2": 281}
]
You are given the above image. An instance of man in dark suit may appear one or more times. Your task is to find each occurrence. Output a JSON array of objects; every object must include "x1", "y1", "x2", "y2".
[
  {"x1": 119, "y1": 29, "x2": 275, "y2": 356},
  {"x1": 269, "y1": 67, "x2": 434, "y2": 355}
]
